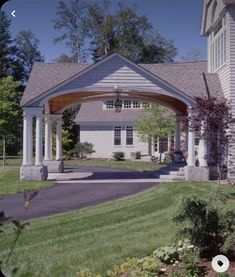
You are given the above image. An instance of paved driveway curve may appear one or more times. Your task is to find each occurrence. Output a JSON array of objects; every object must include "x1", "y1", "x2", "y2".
[{"x1": 0, "y1": 181, "x2": 156, "y2": 221}]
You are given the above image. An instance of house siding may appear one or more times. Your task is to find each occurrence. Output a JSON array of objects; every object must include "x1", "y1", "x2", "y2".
[
  {"x1": 80, "y1": 124, "x2": 149, "y2": 159},
  {"x1": 214, "y1": 6, "x2": 235, "y2": 177},
  {"x1": 53, "y1": 56, "x2": 161, "y2": 93}
]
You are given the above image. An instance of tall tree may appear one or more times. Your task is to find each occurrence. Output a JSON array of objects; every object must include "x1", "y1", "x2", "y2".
[
  {"x1": 188, "y1": 96, "x2": 234, "y2": 182},
  {"x1": 134, "y1": 104, "x2": 175, "y2": 142},
  {"x1": 53, "y1": 0, "x2": 90, "y2": 63},
  {"x1": 88, "y1": 0, "x2": 114, "y2": 62},
  {"x1": 0, "y1": 11, "x2": 23, "y2": 81},
  {"x1": 0, "y1": 77, "x2": 22, "y2": 155},
  {"x1": 88, "y1": 2, "x2": 177, "y2": 63},
  {"x1": 15, "y1": 30, "x2": 44, "y2": 82}
]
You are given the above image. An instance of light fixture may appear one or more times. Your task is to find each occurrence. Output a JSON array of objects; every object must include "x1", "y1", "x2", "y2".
[{"x1": 114, "y1": 85, "x2": 122, "y2": 113}]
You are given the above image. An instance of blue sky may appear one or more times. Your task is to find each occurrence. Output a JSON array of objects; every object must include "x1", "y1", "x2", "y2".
[{"x1": 2, "y1": 0, "x2": 207, "y2": 63}]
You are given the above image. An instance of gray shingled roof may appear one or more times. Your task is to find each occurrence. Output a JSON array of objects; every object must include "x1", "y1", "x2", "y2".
[
  {"x1": 20, "y1": 59, "x2": 223, "y2": 106},
  {"x1": 75, "y1": 101, "x2": 149, "y2": 123},
  {"x1": 20, "y1": 62, "x2": 89, "y2": 106},
  {"x1": 141, "y1": 61, "x2": 222, "y2": 98}
]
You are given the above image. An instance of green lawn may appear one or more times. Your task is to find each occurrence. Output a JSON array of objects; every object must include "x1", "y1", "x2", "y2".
[
  {"x1": 1, "y1": 182, "x2": 234, "y2": 276},
  {"x1": 65, "y1": 158, "x2": 160, "y2": 171},
  {"x1": 0, "y1": 167, "x2": 53, "y2": 196},
  {"x1": 0, "y1": 156, "x2": 22, "y2": 166},
  {"x1": 0, "y1": 156, "x2": 161, "y2": 171}
]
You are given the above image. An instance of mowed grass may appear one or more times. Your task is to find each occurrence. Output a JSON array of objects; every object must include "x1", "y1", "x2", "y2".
[
  {"x1": 1, "y1": 182, "x2": 234, "y2": 276},
  {"x1": 65, "y1": 158, "x2": 160, "y2": 171},
  {"x1": 0, "y1": 167, "x2": 53, "y2": 196}
]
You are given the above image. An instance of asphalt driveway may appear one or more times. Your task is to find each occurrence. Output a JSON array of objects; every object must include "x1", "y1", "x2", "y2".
[{"x1": 0, "y1": 181, "x2": 156, "y2": 221}]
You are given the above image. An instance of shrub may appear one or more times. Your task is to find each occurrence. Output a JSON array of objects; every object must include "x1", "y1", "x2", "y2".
[
  {"x1": 107, "y1": 258, "x2": 141, "y2": 277},
  {"x1": 174, "y1": 196, "x2": 235, "y2": 253},
  {"x1": 153, "y1": 246, "x2": 179, "y2": 263},
  {"x1": 71, "y1": 142, "x2": 95, "y2": 159},
  {"x1": 112, "y1": 151, "x2": 125, "y2": 161},
  {"x1": 107, "y1": 256, "x2": 162, "y2": 277}
]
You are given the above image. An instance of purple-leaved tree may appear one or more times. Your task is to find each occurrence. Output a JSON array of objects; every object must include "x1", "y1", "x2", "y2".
[{"x1": 188, "y1": 96, "x2": 234, "y2": 183}]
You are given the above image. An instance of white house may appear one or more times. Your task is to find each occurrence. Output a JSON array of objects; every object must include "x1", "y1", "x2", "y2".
[{"x1": 75, "y1": 100, "x2": 173, "y2": 159}]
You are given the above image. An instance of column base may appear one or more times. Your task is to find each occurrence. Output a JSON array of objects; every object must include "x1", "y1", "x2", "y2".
[
  {"x1": 43, "y1": 160, "x2": 64, "y2": 173},
  {"x1": 185, "y1": 166, "x2": 209, "y2": 181},
  {"x1": 20, "y1": 165, "x2": 48, "y2": 181}
]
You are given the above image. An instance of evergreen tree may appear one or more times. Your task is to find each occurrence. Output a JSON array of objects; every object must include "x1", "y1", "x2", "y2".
[{"x1": 0, "y1": 11, "x2": 23, "y2": 81}]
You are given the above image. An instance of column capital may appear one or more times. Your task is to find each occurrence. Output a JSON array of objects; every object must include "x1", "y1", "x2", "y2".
[
  {"x1": 23, "y1": 107, "x2": 35, "y2": 118},
  {"x1": 34, "y1": 107, "x2": 44, "y2": 118},
  {"x1": 45, "y1": 113, "x2": 53, "y2": 122}
]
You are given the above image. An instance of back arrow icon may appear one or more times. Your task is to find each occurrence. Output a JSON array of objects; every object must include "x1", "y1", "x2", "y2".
[{"x1": 11, "y1": 10, "x2": 16, "y2": 18}]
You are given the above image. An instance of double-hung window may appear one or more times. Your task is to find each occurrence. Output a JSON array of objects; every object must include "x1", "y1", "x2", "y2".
[
  {"x1": 126, "y1": 126, "x2": 133, "y2": 145},
  {"x1": 114, "y1": 126, "x2": 121, "y2": 145}
]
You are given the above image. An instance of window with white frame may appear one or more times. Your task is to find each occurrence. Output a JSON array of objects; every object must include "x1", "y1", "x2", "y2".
[
  {"x1": 124, "y1": 100, "x2": 132, "y2": 108},
  {"x1": 210, "y1": 18, "x2": 226, "y2": 72},
  {"x1": 106, "y1": 100, "x2": 114, "y2": 109},
  {"x1": 133, "y1": 100, "x2": 141, "y2": 108},
  {"x1": 114, "y1": 126, "x2": 121, "y2": 145},
  {"x1": 126, "y1": 126, "x2": 133, "y2": 145}
]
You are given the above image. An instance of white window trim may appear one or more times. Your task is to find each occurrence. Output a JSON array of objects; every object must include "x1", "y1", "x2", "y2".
[
  {"x1": 113, "y1": 125, "x2": 122, "y2": 146},
  {"x1": 211, "y1": 17, "x2": 227, "y2": 73},
  {"x1": 126, "y1": 126, "x2": 134, "y2": 145}
]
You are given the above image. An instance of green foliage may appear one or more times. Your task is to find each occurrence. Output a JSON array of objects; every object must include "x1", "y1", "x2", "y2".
[
  {"x1": 112, "y1": 151, "x2": 125, "y2": 161},
  {"x1": 0, "y1": 76, "x2": 22, "y2": 155},
  {"x1": 54, "y1": 1, "x2": 177, "y2": 63},
  {"x1": 15, "y1": 30, "x2": 44, "y2": 82},
  {"x1": 62, "y1": 106, "x2": 80, "y2": 153},
  {"x1": 134, "y1": 104, "x2": 175, "y2": 142},
  {"x1": 153, "y1": 246, "x2": 179, "y2": 263},
  {"x1": 70, "y1": 142, "x2": 95, "y2": 159},
  {"x1": 53, "y1": 0, "x2": 90, "y2": 63},
  {"x1": 107, "y1": 256, "x2": 161, "y2": 277},
  {"x1": 179, "y1": 247, "x2": 202, "y2": 277},
  {"x1": 0, "y1": 211, "x2": 29, "y2": 275},
  {"x1": 174, "y1": 196, "x2": 235, "y2": 252},
  {"x1": 0, "y1": 11, "x2": 24, "y2": 81}
]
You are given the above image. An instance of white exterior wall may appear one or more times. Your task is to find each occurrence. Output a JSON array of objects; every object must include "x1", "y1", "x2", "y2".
[
  {"x1": 207, "y1": 4, "x2": 235, "y2": 177},
  {"x1": 80, "y1": 124, "x2": 149, "y2": 159}
]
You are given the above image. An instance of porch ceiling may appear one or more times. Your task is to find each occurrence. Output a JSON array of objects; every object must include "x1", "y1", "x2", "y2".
[{"x1": 48, "y1": 91, "x2": 188, "y2": 114}]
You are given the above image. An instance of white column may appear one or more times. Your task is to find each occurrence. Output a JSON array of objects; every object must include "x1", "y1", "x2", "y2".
[
  {"x1": 187, "y1": 108, "x2": 196, "y2": 166},
  {"x1": 22, "y1": 109, "x2": 33, "y2": 166},
  {"x1": 175, "y1": 117, "x2": 181, "y2": 152},
  {"x1": 167, "y1": 134, "x2": 171, "y2": 151},
  {"x1": 56, "y1": 119, "x2": 63, "y2": 160},
  {"x1": 157, "y1": 137, "x2": 160, "y2": 153},
  {"x1": 44, "y1": 114, "x2": 52, "y2": 161},
  {"x1": 198, "y1": 123, "x2": 207, "y2": 167},
  {"x1": 28, "y1": 116, "x2": 33, "y2": 165},
  {"x1": 35, "y1": 109, "x2": 43, "y2": 166}
]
